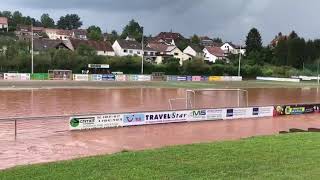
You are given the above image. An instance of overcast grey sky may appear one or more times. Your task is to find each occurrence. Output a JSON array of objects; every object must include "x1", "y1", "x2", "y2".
[{"x1": 1, "y1": 0, "x2": 319, "y2": 44}]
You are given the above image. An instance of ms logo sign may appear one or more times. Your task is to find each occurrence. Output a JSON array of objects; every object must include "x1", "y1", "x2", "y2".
[{"x1": 190, "y1": 110, "x2": 207, "y2": 120}]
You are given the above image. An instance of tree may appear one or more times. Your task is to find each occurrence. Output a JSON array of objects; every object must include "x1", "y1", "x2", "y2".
[
  {"x1": 287, "y1": 37, "x2": 306, "y2": 69},
  {"x1": 87, "y1": 25, "x2": 103, "y2": 41},
  {"x1": 110, "y1": 30, "x2": 119, "y2": 43},
  {"x1": 41, "y1": 14, "x2": 55, "y2": 28},
  {"x1": 57, "y1": 14, "x2": 82, "y2": 30},
  {"x1": 273, "y1": 39, "x2": 288, "y2": 66},
  {"x1": 190, "y1": 34, "x2": 200, "y2": 45},
  {"x1": 288, "y1": 31, "x2": 298, "y2": 40},
  {"x1": 76, "y1": 44, "x2": 97, "y2": 56},
  {"x1": 212, "y1": 38, "x2": 223, "y2": 43},
  {"x1": 121, "y1": 19, "x2": 143, "y2": 42},
  {"x1": 245, "y1": 28, "x2": 262, "y2": 55}
]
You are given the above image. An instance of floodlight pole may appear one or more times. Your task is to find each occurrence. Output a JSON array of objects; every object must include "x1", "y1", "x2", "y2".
[
  {"x1": 141, "y1": 27, "x2": 144, "y2": 75},
  {"x1": 238, "y1": 42, "x2": 242, "y2": 77},
  {"x1": 31, "y1": 24, "x2": 34, "y2": 74}
]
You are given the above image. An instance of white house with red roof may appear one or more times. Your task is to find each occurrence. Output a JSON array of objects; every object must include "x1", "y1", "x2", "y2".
[
  {"x1": 203, "y1": 46, "x2": 226, "y2": 63},
  {"x1": 0, "y1": 17, "x2": 8, "y2": 32}
]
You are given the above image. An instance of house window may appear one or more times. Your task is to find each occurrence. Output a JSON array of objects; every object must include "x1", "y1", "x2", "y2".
[
  {"x1": 174, "y1": 53, "x2": 179, "y2": 56},
  {"x1": 137, "y1": 51, "x2": 140, "y2": 54},
  {"x1": 129, "y1": 50, "x2": 133, "y2": 54},
  {"x1": 150, "y1": 52, "x2": 154, "y2": 56},
  {"x1": 124, "y1": 49, "x2": 128, "y2": 53}
]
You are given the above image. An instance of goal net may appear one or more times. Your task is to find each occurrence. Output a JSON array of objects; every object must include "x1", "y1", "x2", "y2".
[{"x1": 169, "y1": 89, "x2": 249, "y2": 110}]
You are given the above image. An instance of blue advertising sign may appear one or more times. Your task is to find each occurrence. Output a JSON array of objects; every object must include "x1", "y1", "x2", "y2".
[
  {"x1": 102, "y1": 74, "x2": 115, "y2": 81},
  {"x1": 187, "y1": 76, "x2": 193, "y2": 81},
  {"x1": 123, "y1": 113, "x2": 145, "y2": 126}
]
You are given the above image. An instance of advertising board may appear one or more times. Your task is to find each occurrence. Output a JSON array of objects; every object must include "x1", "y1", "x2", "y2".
[
  {"x1": 167, "y1": 75, "x2": 178, "y2": 81},
  {"x1": 0, "y1": 73, "x2": 3, "y2": 80},
  {"x1": 188, "y1": 110, "x2": 208, "y2": 121},
  {"x1": 92, "y1": 74, "x2": 103, "y2": 81},
  {"x1": 123, "y1": 113, "x2": 145, "y2": 126},
  {"x1": 201, "y1": 76, "x2": 209, "y2": 82},
  {"x1": 192, "y1": 76, "x2": 201, "y2": 82},
  {"x1": 187, "y1": 76, "x2": 193, "y2": 81},
  {"x1": 209, "y1": 76, "x2": 221, "y2": 82},
  {"x1": 206, "y1": 109, "x2": 226, "y2": 120},
  {"x1": 225, "y1": 107, "x2": 274, "y2": 119},
  {"x1": 128, "y1": 75, "x2": 139, "y2": 81},
  {"x1": 115, "y1": 75, "x2": 127, "y2": 81},
  {"x1": 69, "y1": 106, "x2": 275, "y2": 131},
  {"x1": 73, "y1": 74, "x2": 89, "y2": 81},
  {"x1": 4, "y1": 73, "x2": 31, "y2": 80},
  {"x1": 69, "y1": 114, "x2": 123, "y2": 130},
  {"x1": 257, "y1": 77, "x2": 300, "y2": 83},
  {"x1": 102, "y1": 74, "x2": 115, "y2": 81},
  {"x1": 145, "y1": 111, "x2": 189, "y2": 124},
  {"x1": 177, "y1": 76, "x2": 187, "y2": 81},
  {"x1": 137, "y1": 75, "x2": 151, "y2": 81},
  {"x1": 274, "y1": 104, "x2": 320, "y2": 116}
]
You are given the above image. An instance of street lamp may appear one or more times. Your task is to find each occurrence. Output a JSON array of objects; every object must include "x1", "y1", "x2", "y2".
[{"x1": 141, "y1": 27, "x2": 144, "y2": 75}]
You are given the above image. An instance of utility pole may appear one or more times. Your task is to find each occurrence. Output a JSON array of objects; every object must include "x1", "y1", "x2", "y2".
[
  {"x1": 238, "y1": 42, "x2": 242, "y2": 77},
  {"x1": 141, "y1": 27, "x2": 144, "y2": 75},
  {"x1": 31, "y1": 24, "x2": 34, "y2": 74}
]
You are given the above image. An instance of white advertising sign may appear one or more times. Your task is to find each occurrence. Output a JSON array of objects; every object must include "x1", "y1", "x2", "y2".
[
  {"x1": 137, "y1": 75, "x2": 151, "y2": 81},
  {"x1": 145, "y1": 111, "x2": 189, "y2": 124},
  {"x1": 73, "y1": 74, "x2": 89, "y2": 81},
  {"x1": 69, "y1": 114, "x2": 123, "y2": 130}
]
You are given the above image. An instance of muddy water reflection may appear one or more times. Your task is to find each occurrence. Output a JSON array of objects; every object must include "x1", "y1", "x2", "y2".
[
  {"x1": 1, "y1": 88, "x2": 320, "y2": 170},
  {"x1": 1, "y1": 88, "x2": 320, "y2": 117}
]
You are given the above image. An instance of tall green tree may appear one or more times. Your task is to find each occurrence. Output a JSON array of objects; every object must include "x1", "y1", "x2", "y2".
[
  {"x1": 57, "y1": 14, "x2": 82, "y2": 30},
  {"x1": 41, "y1": 14, "x2": 55, "y2": 28},
  {"x1": 121, "y1": 19, "x2": 143, "y2": 42},
  {"x1": 273, "y1": 39, "x2": 288, "y2": 66},
  {"x1": 287, "y1": 38, "x2": 306, "y2": 69},
  {"x1": 245, "y1": 28, "x2": 263, "y2": 55},
  {"x1": 190, "y1": 34, "x2": 200, "y2": 45},
  {"x1": 87, "y1": 25, "x2": 103, "y2": 41},
  {"x1": 212, "y1": 38, "x2": 223, "y2": 43}
]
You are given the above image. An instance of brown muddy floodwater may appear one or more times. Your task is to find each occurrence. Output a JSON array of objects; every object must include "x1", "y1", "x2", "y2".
[{"x1": 1, "y1": 87, "x2": 320, "y2": 170}]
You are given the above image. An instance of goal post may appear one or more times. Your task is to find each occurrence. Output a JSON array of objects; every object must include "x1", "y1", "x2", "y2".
[{"x1": 185, "y1": 89, "x2": 249, "y2": 110}]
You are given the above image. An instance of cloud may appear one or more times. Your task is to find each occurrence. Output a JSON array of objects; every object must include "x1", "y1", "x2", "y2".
[{"x1": 1, "y1": 0, "x2": 320, "y2": 44}]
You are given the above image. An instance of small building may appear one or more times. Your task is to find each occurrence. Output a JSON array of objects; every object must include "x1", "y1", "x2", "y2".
[
  {"x1": 0, "y1": 17, "x2": 8, "y2": 32},
  {"x1": 148, "y1": 42, "x2": 191, "y2": 65},
  {"x1": 72, "y1": 29, "x2": 87, "y2": 40},
  {"x1": 203, "y1": 46, "x2": 226, "y2": 63},
  {"x1": 183, "y1": 45, "x2": 204, "y2": 59},
  {"x1": 69, "y1": 39, "x2": 115, "y2": 56},
  {"x1": 33, "y1": 39, "x2": 71, "y2": 54},
  {"x1": 221, "y1": 42, "x2": 245, "y2": 55}
]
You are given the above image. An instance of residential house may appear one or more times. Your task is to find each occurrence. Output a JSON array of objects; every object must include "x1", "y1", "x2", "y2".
[
  {"x1": 0, "y1": 17, "x2": 8, "y2": 32},
  {"x1": 220, "y1": 42, "x2": 245, "y2": 55},
  {"x1": 69, "y1": 39, "x2": 115, "y2": 56},
  {"x1": 15, "y1": 25, "x2": 46, "y2": 40},
  {"x1": 199, "y1": 36, "x2": 215, "y2": 46},
  {"x1": 149, "y1": 32, "x2": 185, "y2": 46},
  {"x1": 33, "y1": 39, "x2": 71, "y2": 54},
  {"x1": 72, "y1": 29, "x2": 87, "y2": 40},
  {"x1": 183, "y1": 45, "x2": 204, "y2": 59},
  {"x1": 203, "y1": 46, "x2": 226, "y2": 63},
  {"x1": 148, "y1": 42, "x2": 191, "y2": 65},
  {"x1": 112, "y1": 39, "x2": 157, "y2": 61}
]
